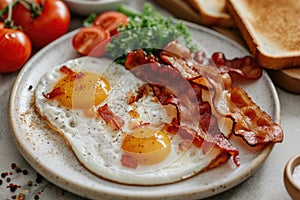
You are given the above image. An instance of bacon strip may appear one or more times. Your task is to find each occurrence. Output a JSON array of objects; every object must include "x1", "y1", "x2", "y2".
[
  {"x1": 97, "y1": 104, "x2": 124, "y2": 130},
  {"x1": 198, "y1": 101, "x2": 239, "y2": 165},
  {"x1": 121, "y1": 154, "x2": 138, "y2": 169},
  {"x1": 227, "y1": 87, "x2": 283, "y2": 146},
  {"x1": 42, "y1": 87, "x2": 65, "y2": 99},
  {"x1": 164, "y1": 113, "x2": 240, "y2": 166},
  {"x1": 43, "y1": 66, "x2": 82, "y2": 100},
  {"x1": 211, "y1": 52, "x2": 262, "y2": 79},
  {"x1": 60, "y1": 65, "x2": 76, "y2": 74}
]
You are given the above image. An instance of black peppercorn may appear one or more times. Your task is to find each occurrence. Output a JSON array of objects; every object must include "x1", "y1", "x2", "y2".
[{"x1": 22, "y1": 170, "x2": 28, "y2": 175}]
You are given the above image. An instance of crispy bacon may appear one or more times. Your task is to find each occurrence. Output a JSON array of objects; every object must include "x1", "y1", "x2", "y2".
[
  {"x1": 60, "y1": 65, "x2": 75, "y2": 74},
  {"x1": 211, "y1": 52, "x2": 262, "y2": 79},
  {"x1": 121, "y1": 154, "x2": 138, "y2": 169},
  {"x1": 134, "y1": 84, "x2": 148, "y2": 103},
  {"x1": 163, "y1": 40, "x2": 192, "y2": 60},
  {"x1": 127, "y1": 85, "x2": 149, "y2": 105},
  {"x1": 97, "y1": 104, "x2": 124, "y2": 130},
  {"x1": 126, "y1": 50, "x2": 203, "y2": 125},
  {"x1": 126, "y1": 92, "x2": 136, "y2": 105},
  {"x1": 43, "y1": 66, "x2": 86, "y2": 100},
  {"x1": 164, "y1": 117, "x2": 240, "y2": 166},
  {"x1": 42, "y1": 87, "x2": 65, "y2": 99},
  {"x1": 198, "y1": 101, "x2": 239, "y2": 164},
  {"x1": 123, "y1": 46, "x2": 282, "y2": 167},
  {"x1": 160, "y1": 49, "x2": 200, "y2": 79},
  {"x1": 124, "y1": 49, "x2": 241, "y2": 165},
  {"x1": 124, "y1": 49, "x2": 148, "y2": 70},
  {"x1": 160, "y1": 46, "x2": 282, "y2": 146},
  {"x1": 227, "y1": 87, "x2": 283, "y2": 146}
]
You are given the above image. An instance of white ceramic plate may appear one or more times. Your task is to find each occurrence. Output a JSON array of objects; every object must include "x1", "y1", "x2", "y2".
[
  {"x1": 63, "y1": 0, "x2": 126, "y2": 16},
  {"x1": 9, "y1": 22, "x2": 281, "y2": 200}
]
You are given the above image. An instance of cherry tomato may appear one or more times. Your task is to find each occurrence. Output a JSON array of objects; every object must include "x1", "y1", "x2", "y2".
[
  {"x1": 0, "y1": 0, "x2": 9, "y2": 9},
  {"x1": 0, "y1": 25, "x2": 32, "y2": 73},
  {"x1": 93, "y1": 11, "x2": 128, "y2": 36},
  {"x1": 11, "y1": 0, "x2": 70, "y2": 48},
  {"x1": 72, "y1": 26, "x2": 110, "y2": 57},
  {"x1": 0, "y1": 0, "x2": 10, "y2": 22},
  {"x1": 0, "y1": 0, "x2": 8, "y2": 11}
]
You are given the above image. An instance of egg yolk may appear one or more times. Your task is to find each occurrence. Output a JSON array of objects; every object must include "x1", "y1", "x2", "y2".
[
  {"x1": 53, "y1": 72, "x2": 110, "y2": 109},
  {"x1": 121, "y1": 127, "x2": 171, "y2": 165}
]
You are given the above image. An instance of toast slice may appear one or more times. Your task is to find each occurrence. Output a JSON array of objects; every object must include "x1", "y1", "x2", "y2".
[
  {"x1": 188, "y1": 0, "x2": 235, "y2": 27},
  {"x1": 226, "y1": 0, "x2": 300, "y2": 70}
]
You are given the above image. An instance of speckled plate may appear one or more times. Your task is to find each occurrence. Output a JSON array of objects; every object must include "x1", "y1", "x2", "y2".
[{"x1": 9, "y1": 22, "x2": 281, "y2": 200}]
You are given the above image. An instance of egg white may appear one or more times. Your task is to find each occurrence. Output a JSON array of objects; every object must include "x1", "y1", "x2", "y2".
[{"x1": 34, "y1": 57, "x2": 224, "y2": 185}]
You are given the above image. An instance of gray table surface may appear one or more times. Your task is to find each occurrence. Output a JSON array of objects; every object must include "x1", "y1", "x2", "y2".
[{"x1": 0, "y1": 0, "x2": 298, "y2": 199}]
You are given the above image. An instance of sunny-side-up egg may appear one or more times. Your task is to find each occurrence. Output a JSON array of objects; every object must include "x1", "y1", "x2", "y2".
[{"x1": 34, "y1": 56, "x2": 224, "y2": 185}]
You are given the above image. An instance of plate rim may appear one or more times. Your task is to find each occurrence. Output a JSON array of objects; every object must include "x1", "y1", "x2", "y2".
[{"x1": 9, "y1": 21, "x2": 281, "y2": 200}]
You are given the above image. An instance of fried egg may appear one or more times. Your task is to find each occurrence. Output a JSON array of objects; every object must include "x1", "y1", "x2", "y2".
[{"x1": 34, "y1": 57, "x2": 226, "y2": 185}]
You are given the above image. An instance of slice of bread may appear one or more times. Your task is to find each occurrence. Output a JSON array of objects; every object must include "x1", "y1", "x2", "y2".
[
  {"x1": 226, "y1": 0, "x2": 300, "y2": 70},
  {"x1": 188, "y1": 0, "x2": 235, "y2": 27}
]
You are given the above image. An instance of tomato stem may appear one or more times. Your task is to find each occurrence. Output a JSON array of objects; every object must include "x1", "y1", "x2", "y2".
[
  {"x1": 0, "y1": 0, "x2": 19, "y2": 21},
  {"x1": 21, "y1": 0, "x2": 43, "y2": 18},
  {"x1": 3, "y1": 0, "x2": 14, "y2": 28},
  {"x1": 0, "y1": 0, "x2": 44, "y2": 21}
]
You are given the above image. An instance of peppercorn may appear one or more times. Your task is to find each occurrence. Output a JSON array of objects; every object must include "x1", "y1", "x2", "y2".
[
  {"x1": 22, "y1": 170, "x2": 28, "y2": 175},
  {"x1": 1, "y1": 172, "x2": 7, "y2": 178},
  {"x1": 11, "y1": 163, "x2": 16, "y2": 169},
  {"x1": 10, "y1": 185, "x2": 17, "y2": 192},
  {"x1": 26, "y1": 181, "x2": 32, "y2": 187},
  {"x1": 15, "y1": 166, "x2": 22, "y2": 173},
  {"x1": 18, "y1": 193, "x2": 26, "y2": 200},
  {"x1": 36, "y1": 173, "x2": 43, "y2": 183}
]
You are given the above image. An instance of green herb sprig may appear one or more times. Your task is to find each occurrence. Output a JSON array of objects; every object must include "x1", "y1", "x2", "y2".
[{"x1": 105, "y1": 4, "x2": 197, "y2": 63}]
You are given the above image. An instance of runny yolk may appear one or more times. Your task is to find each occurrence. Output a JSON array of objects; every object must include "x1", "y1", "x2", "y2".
[
  {"x1": 121, "y1": 127, "x2": 171, "y2": 165},
  {"x1": 53, "y1": 72, "x2": 110, "y2": 109}
]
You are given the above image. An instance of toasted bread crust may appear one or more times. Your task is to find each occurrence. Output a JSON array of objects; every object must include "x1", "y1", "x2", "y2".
[
  {"x1": 226, "y1": 0, "x2": 300, "y2": 69},
  {"x1": 188, "y1": 0, "x2": 235, "y2": 27}
]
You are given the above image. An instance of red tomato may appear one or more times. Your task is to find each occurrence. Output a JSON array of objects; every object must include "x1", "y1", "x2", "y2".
[
  {"x1": 0, "y1": 0, "x2": 7, "y2": 12},
  {"x1": 72, "y1": 26, "x2": 110, "y2": 57},
  {"x1": 0, "y1": 0, "x2": 10, "y2": 22},
  {"x1": 0, "y1": 26, "x2": 32, "y2": 73},
  {"x1": 93, "y1": 11, "x2": 128, "y2": 36},
  {"x1": 11, "y1": 0, "x2": 70, "y2": 48}
]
